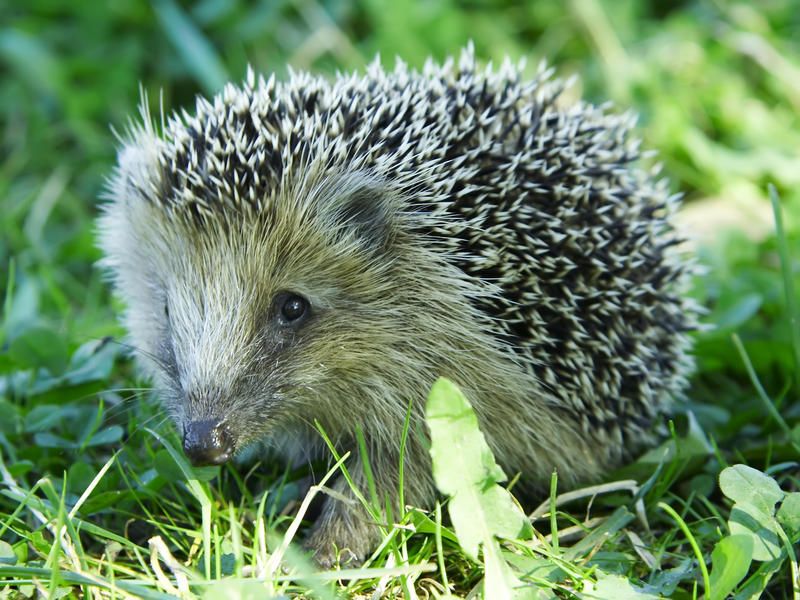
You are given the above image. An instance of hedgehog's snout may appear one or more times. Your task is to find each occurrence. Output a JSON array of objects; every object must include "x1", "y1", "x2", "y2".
[{"x1": 183, "y1": 418, "x2": 235, "y2": 466}]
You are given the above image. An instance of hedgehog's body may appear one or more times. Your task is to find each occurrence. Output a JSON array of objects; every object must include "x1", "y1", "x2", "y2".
[{"x1": 99, "y1": 48, "x2": 694, "y2": 563}]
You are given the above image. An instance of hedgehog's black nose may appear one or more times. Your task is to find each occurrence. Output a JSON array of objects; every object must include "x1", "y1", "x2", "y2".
[{"x1": 183, "y1": 419, "x2": 234, "y2": 466}]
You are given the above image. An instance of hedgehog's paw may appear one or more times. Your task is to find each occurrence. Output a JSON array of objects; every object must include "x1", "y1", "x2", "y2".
[{"x1": 304, "y1": 500, "x2": 382, "y2": 569}]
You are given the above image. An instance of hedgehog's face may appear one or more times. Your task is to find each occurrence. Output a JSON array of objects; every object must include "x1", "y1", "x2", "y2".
[{"x1": 100, "y1": 155, "x2": 443, "y2": 465}]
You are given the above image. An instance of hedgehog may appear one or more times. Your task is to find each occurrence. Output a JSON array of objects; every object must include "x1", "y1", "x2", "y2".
[{"x1": 98, "y1": 46, "x2": 695, "y2": 565}]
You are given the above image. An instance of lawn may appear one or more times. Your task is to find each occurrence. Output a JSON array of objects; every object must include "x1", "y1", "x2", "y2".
[{"x1": 1, "y1": 0, "x2": 799, "y2": 598}]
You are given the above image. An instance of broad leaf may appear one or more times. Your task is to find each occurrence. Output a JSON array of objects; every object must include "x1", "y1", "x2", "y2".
[
  {"x1": 7, "y1": 325, "x2": 69, "y2": 374},
  {"x1": 719, "y1": 465, "x2": 784, "y2": 515},
  {"x1": 0, "y1": 540, "x2": 17, "y2": 565},
  {"x1": 85, "y1": 425, "x2": 124, "y2": 447},
  {"x1": 776, "y1": 492, "x2": 800, "y2": 539},
  {"x1": 426, "y1": 377, "x2": 528, "y2": 560},
  {"x1": 728, "y1": 502, "x2": 782, "y2": 561},
  {"x1": 583, "y1": 573, "x2": 660, "y2": 599},
  {"x1": 708, "y1": 535, "x2": 753, "y2": 600}
]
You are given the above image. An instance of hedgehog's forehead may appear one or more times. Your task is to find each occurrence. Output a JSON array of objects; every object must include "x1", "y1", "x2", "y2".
[
  {"x1": 141, "y1": 206, "x2": 353, "y2": 313},
  {"x1": 156, "y1": 195, "x2": 327, "y2": 256},
  {"x1": 151, "y1": 166, "x2": 402, "y2": 278},
  {"x1": 155, "y1": 163, "x2": 388, "y2": 234}
]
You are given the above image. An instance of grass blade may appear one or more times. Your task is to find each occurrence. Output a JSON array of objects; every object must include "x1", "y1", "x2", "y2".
[
  {"x1": 732, "y1": 334, "x2": 799, "y2": 453},
  {"x1": 768, "y1": 184, "x2": 800, "y2": 384},
  {"x1": 659, "y1": 501, "x2": 711, "y2": 598}
]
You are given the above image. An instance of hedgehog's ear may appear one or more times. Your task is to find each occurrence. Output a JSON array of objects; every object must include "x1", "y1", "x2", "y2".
[{"x1": 324, "y1": 174, "x2": 399, "y2": 254}]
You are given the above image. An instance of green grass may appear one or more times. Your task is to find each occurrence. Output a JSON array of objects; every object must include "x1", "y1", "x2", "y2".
[{"x1": 1, "y1": 0, "x2": 800, "y2": 597}]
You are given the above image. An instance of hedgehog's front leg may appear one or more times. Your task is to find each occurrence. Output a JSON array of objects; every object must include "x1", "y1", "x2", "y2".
[
  {"x1": 305, "y1": 467, "x2": 380, "y2": 568},
  {"x1": 305, "y1": 438, "x2": 436, "y2": 567}
]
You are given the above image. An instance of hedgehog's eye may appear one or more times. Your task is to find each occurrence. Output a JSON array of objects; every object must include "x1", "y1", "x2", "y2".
[{"x1": 278, "y1": 292, "x2": 310, "y2": 325}]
